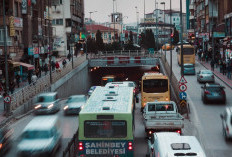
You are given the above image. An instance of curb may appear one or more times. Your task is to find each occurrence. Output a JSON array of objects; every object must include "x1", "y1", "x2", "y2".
[{"x1": 199, "y1": 62, "x2": 232, "y2": 90}]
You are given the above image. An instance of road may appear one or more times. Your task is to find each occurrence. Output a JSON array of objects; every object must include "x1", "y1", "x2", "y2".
[
  {"x1": 164, "y1": 48, "x2": 232, "y2": 157},
  {"x1": 5, "y1": 100, "x2": 79, "y2": 157}
]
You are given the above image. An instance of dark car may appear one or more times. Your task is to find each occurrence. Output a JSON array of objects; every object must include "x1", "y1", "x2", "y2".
[
  {"x1": 183, "y1": 63, "x2": 195, "y2": 75},
  {"x1": 0, "y1": 126, "x2": 12, "y2": 155},
  {"x1": 201, "y1": 83, "x2": 226, "y2": 104}
]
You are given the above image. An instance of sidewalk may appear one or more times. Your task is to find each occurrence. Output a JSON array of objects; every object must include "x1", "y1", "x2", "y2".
[
  {"x1": 197, "y1": 58, "x2": 232, "y2": 89},
  {"x1": 0, "y1": 57, "x2": 71, "y2": 124}
]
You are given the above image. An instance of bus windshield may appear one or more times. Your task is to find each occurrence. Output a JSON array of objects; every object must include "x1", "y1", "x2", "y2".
[
  {"x1": 84, "y1": 120, "x2": 127, "y2": 138},
  {"x1": 183, "y1": 48, "x2": 194, "y2": 55},
  {"x1": 143, "y1": 79, "x2": 168, "y2": 93}
]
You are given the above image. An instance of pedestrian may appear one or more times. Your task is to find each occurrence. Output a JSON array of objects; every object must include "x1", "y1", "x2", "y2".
[
  {"x1": 227, "y1": 63, "x2": 231, "y2": 79},
  {"x1": 55, "y1": 61, "x2": 60, "y2": 72},
  {"x1": 27, "y1": 72, "x2": 32, "y2": 84},
  {"x1": 15, "y1": 73, "x2": 20, "y2": 88},
  {"x1": 44, "y1": 64, "x2": 48, "y2": 75},
  {"x1": 51, "y1": 61, "x2": 55, "y2": 71},
  {"x1": 38, "y1": 66, "x2": 41, "y2": 78},
  {"x1": 210, "y1": 59, "x2": 215, "y2": 71},
  {"x1": 31, "y1": 72, "x2": 37, "y2": 85},
  {"x1": 35, "y1": 68, "x2": 39, "y2": 78},
  {"x1": 222, "y1": 61, "x2": 226, "y2": 75},
  {"x1": 9, "y1": 81, "x2": 15, "y2": 94},
  {"x1": 62, "y1": 59, "x2": 67, "y2": 68},
  {"x1": 67, "y1": 53, "x2": 71, "y2": 61},
  {"x1": 3, "y1": 92, "x2": 7, "y2": 111}
]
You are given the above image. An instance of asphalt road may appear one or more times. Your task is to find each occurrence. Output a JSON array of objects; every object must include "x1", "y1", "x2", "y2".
[
  {"x1": 164, "y1": 48, "x2": 232, "y2": 157},
  {"x1": 5, "y1": 100, "x2": 79, "y2": 157}
]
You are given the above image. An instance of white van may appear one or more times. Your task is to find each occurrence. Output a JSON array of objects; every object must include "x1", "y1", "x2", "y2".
[
  {"x1": 17, "y1": 116, "x2": 62, "y2": 156},
  {"x1": 147, "y1": 132, "x2": 206, "y2": 157}
]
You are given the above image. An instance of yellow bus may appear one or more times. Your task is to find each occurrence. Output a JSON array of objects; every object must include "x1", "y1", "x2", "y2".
[
  {"x1": 101, "y1": 75, "x2": 116, "y2": 86},
  {"x1": 141, "y1": 72, "x2": 170, "y2": 111},
  {"x1": 176, "y1": 44, "x2": 195, "y2": 65}
]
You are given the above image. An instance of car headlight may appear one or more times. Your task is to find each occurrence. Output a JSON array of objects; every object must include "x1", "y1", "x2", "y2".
[
  {"x1": 0, "y1": 143, "x2": 2, "y2": 149},
  {"x1": 63, "y1": 105, "x2": 69, "y2": 110},
  {"x1": 47, "y1": 104, "x2": 54, "y2": 109},
  {"x1": 35, "y1": 104, "x2": 42, "y2": 109}
]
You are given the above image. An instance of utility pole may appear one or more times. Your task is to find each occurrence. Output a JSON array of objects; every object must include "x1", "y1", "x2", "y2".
[
  {"x1": 170, "y1": 0, "x2": 173, "y2": 86},
  {"x1": 144, "y1": 0, "x2": 146, "y2": 34},
  {"x1": 113, "y1": 0, "x2": 116, "y2": 43},
  {"x1": 211, "y1": 0, "x2": 215, "y2": 61},
  {"x1": 180, "y1": 0, "x2": 184, "y2": 76},
  {"x1": 135, "y1": 6, "x2": 139, "y2": 44},
  {"x1": 155, "y1": 1, "x2": 158, "y2": 51}
]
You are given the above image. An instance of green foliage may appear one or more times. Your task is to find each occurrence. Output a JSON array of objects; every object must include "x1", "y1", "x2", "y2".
[
  {"x1": 95, "y1": 30, "x2": 104, "y2": 51},
  {"x1": 139, "y1": 29, "x2": 156, "y2": 50}
]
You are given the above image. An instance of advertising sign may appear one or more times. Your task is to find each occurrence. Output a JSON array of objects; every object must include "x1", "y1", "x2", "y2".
[
  {"x1": 9, "y1": 16, "x2": 15, "y2": 37},
  {"x1": 22, "y1": 0, "x2": 27, "y2": 14},
  {"x1": 28, "y1": 48, "x2": 34, "y2": 55},
  {"x1": 14, "y1": 18, "x2": 23, "y2": 27},
  {"x1": 34, "y1": 47, "x2": 39, "y2": 54},
  {"x1": 83, "y1": 141, "x2": 127, "y2": 155}
]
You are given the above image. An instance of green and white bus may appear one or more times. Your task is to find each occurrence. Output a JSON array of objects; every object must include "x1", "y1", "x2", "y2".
[{"x1": 78, "y1": 86, "x2": 135, "y2": 157}]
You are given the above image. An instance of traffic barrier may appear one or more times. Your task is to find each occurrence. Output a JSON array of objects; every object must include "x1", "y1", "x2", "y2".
[
  {"x1": 119, "y1": 57, "x2": 130, "y2": 64},
  {"x1": 135, "y1": 56, "x2": 141, "y2": 63},
  {"x1": 107, "y1": 57, "x2": 114, "y2": 64}
]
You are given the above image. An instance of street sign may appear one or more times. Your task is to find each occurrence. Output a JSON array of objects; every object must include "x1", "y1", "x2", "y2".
[
  {"x1": 179, "y1": 84, "x2": 187, "y2": 92},
  {"x1": 179, "y1": 92, "x2": 187, "y2": 100},
  {"x1": 179, "y1": 76, "x2": 187, "y2": 84},
  {"x1": 4, "y1": 96, "x2": 11, "y2": 104},
  {"x1": 180, "y1": 100, "x2": 187, "y2": 107}
]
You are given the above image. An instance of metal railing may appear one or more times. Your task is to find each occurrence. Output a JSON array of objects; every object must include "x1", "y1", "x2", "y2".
[
  {"x1": 87, "y1": 50, "x2": 161, "y2": 59},
  {"x1": 9, "y1": 55, "x2": 86, "y2": 112}
]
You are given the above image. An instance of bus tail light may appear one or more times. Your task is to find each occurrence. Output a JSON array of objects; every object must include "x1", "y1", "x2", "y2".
[
  {"x1": 78, "y1": 142, "x2": 84, "y2": 151},
  {"x1": 165, "y1": 97, "x2": 169, "y2": 101},
  {"x1": 128, "y1": 142, "x2": 133, "y2": 150}
]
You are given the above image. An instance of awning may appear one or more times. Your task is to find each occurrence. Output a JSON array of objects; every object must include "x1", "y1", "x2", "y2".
[{"x1": 13, "y1": 62, "x2": 34, "y2": 70}]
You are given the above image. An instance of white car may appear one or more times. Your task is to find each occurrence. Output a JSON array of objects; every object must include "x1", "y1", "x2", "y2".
[
  {"x1": 220, "y1": 107, "x2": 232, "y2": 140},
  {"x1": 63, "y1": 95, "x2": 87, "y2": 115}
]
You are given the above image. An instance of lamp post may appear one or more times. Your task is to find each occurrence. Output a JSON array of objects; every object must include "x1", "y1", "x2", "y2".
[
  {"x1": 113, "y1": 0, "x2": 116, "y2": 43},
  {"x1": 211, "y1": 0, "x2": 215, "y2": 61},
  {"x1": 144, "y1": 0, "x2": 146, "y2": 34},
  {"x1": 180, "y1": 0, "x2": 184, "y2": 76},
  {"x1": 89, "y1": 11, "x2": 97, "y2": 22},
  {"x1": 155, "y1": 1, "x2": 158, "y2": 51},
  {"x1": 121, "y1": 16, "x2": 128, "y2": 48},
  {"x1": 160, "y1": 2, "x2": 166, "y2": 61},
  {"x1": 47, "y1": 0, "x2": 52, "y2": 84},
  {"x1": 170, "y1": 0, "x2": 173, "y2": 87},
  {"x1": 135, "y1": 6, "x2": 139, "y2": 44}
]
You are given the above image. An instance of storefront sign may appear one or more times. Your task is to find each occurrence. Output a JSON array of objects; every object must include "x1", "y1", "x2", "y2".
[
  {"x1": 213, "y1": 32, "x2": 225, "y2": 38},
  {"x1": 14, "y1": 18, "x2": 23, "y2": 27},
  {"x1": 22, "y1": 0, "x2": 27, "y2": 14},
  {"x1": 34, "y1": 47, "x2": 39, "y2": 54},
  {"x1": 9, "y1": 16, "x2": 15, "y2": 37},
  {"x1": 28, "y1": 48, "x2": 34, "y2": 55}
]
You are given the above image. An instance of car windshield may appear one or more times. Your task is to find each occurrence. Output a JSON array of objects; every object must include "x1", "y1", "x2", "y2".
[
  {"x1": 22, "y1": 130, "x2": 52, "y2": 139},
  {"x1": 148, "y1": 104, "x2": 174, "y2": 111},
  {"x1": 67, "y1": 97, "x2": 86, "y2": 103},
  {"x1": 38, "y1": 96, "x2": 55, "y2": 102},
  {"x1": 206, "y1": 87, "x2": 223, "y2": 92},
  {"x1": 202, "y1": 71, "x2": 212, "y2": 74},
  {"x1": 184, "y1": 64, "x2": 194, "y2": 68},
  {"x1": 143, "y1": 79, "x2": 168, "y2": 93}
]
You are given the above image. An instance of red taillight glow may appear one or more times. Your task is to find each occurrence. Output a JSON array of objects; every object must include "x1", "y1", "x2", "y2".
[
  {"x1": 133, "y1": 89, "x2": 136, "y2": 93},
  {"x1": 79, "y1": 142, "x2": 84, "y2": 151},
  {"x1": 176, "y1": 130, "x2": 181, "y2": 134},
  {"x1": 204, "y1": 91, "x2": 210, "y2": 95},
  {"x1": 221, "y1": 90, "x2": 225, "y2": 95},
  {"x1": 128, "y1": 142, "x2": 133, "y2": 150}
]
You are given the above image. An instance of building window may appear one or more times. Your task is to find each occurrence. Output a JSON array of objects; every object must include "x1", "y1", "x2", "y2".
[
  {"x1": 104, "y1": 33, "x2": 107, "y2": 39},
  {"x1": 0, "y1": 28, "x2": 12, "y2": 46},
  {"x1": 53, "y1": 19, "x2": 63, "y2": 25},
  {"x1": 108, "y1": 33, "x2": 111, "y2": 39}
]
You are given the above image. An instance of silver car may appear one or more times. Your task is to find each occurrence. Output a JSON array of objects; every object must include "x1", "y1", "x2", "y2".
[
  {"x1": 220, "y1": 107, "x2": 232, "y2": 140},
  {"x1": 197, "y1": 70, "x2": 215, "y2": 83},
  {"x1": 34, "y1": 92, "x2": 60, "y2": 114},
  {"x1": 63, "y1": 95, "x2": 87, "y2": 115}
]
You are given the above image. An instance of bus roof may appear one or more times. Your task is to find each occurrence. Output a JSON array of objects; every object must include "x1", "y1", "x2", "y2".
[
  {"x1": 80, "y1": 86, "x2": 134, "y2": 114},
  {"x1": 177, "y1": 44, "x2": 194, "y2": 48},
  {"x1": 142, "y1": 72, "x2": 168, "y2": 79}
]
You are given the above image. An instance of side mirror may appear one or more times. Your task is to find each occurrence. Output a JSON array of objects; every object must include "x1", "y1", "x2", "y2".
[{"x1": 220, "y1": 114, "x2": 223, "y2": 119}]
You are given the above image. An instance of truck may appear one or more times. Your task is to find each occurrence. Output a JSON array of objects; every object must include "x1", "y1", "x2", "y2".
[{"x1": 143, "y1": 101, "x2": 184, "y2": 137}]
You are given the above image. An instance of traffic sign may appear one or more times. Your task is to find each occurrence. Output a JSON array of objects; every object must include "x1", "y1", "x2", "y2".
[
  {"x1": 179, "y1": 84, "x2": 187, "y2": 92},
  {"x1": 4, "y1": 96, "x2": 11, "y2": 104},
  {"x1": 179, "y1": 92, "x2": 187, "y2": 100},
  {"x1": 179, "y1": 76, "x2": 187, "y2": 84},
  {"x1": 180, "y1": 100, "x2": 187, "y2": 107}
]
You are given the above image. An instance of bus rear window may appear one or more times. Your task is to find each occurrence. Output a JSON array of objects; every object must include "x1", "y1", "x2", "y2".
[
  {"x1": 143, "y1": 79, "x2": 168, "y2": 93},
  {"x1": 183, "y1": 48, "x2": 194, "y2": 55},
  {"x1": 84, "y1": 121, "x2": 127, "y2": 138}
]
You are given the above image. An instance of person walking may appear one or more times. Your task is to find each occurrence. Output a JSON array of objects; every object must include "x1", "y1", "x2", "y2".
[
  {"x1": 27, "y1": 72, "x2": 32, "y2": 84},
  {"x1": 210, "y1": 59, "x2": 215, "y2": 71},
  {"x1": 31, "y1": 72, "x2": 37, "y2": 85},
  {"x1": 67, "y1": 53, "x2": 71, "y2": 61},
  {"x1": 44, "y1": 64, "x2": 48, "y2": 75},
  {"x1": 222, "y1": 61, "x2": 226, "y2": 75},
  {"x1": 9, "y1": 81, "x2": 15, "y2": 94},
  {"x1": 62, "y1": 59, "x2": 67, "y2": 68},
  {"x1": 51, "y1": 61, "x2": 55, "y2": 71},
  {"x1": 55, "y1": 61, "x2": 60, "y2": 72},
  {"x1": 15, "y1": 74, "x2": 20, "y2": 88},
  {"x1": 227, "y1": 62, "x2": 231, "y2": 79}
]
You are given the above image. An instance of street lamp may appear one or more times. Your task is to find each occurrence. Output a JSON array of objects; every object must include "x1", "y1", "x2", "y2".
[
  {"x1": 170, "y1": 0, "x2": 173, "y2": 87},
  {"x1": 180, "y1": 0, "x2": 184, "y2": 76},
  {"x1": 144, "y1": 0, "x2": 146, "y2": 34},
  {"x1": 89, "y1": 11, "x2": 97, "y2": 22},
  {"x1": 135, "y1": 6, "x2": 139, "y2": 44},
  {"x1": 113, "y1": 0, "x2": 116, "y2": 43},
  {"x1": 155, "y1": 1, "x2": 158, "y2": 51},
  {"x1": 161, "y1": 2, "x2": 166, "y2": 60},
  {"x1": 211, "y1": 0, "x2": 215, "y2": 61}
]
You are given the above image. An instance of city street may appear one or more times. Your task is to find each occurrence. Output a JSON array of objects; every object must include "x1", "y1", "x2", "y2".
[{"x1": 164, "y1": 49, "x2": 232, "y2": 157}]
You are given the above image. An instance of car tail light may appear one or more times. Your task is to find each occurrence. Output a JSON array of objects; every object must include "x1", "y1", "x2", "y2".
[
  {"x1": 204, "y1": 91, "x2": 210, "y2": 95},
  {"x1": 128, "y1": 142, "x2": 133, "y2": 150},
  {"x1": 221, "y1": 90, "x2": 225, "y2": 95},
  {"x1": 176, "y1": 130, "x2": 181, "y2": 134},
  {"x1": 78, "y1": 142, "x2": 84, "y2": 151}
]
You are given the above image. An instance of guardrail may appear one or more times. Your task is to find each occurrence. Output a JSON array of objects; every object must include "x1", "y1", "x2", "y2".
[
  {"x1": 63, "y1": 129, "x2": 79, "y2": 157},
  {"x1": 9, "y1": 55, "x2": 86, "y2": 112}
]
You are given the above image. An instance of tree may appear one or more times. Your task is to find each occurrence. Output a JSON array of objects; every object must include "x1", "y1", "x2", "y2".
[
  {"x1": 172, "y1": 27, "x2": 180, "y2": 45},
  {"x1": 145, "y1": 29, "x2": 156, "y2": 49},
  {"x1": 95, "y1": 30, "x2": 104, "y2": 51}
]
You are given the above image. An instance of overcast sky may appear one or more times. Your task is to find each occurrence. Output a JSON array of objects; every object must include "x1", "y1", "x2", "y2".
[{"x1": 85, "y1": 0, "x2": 186, "y2": 24}]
